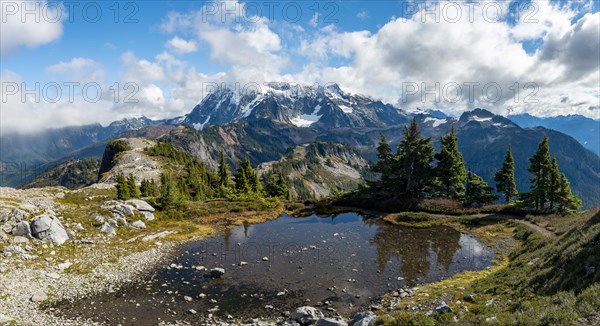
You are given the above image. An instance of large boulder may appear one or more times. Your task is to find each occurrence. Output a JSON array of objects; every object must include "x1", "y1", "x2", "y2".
[
  {"x1": 349, "y1": 311, "x2": 376, "y2": 326},
  {"x1": 11, "y1": 221, "x2": 32, "y2": 239},
  {"x1": 29, "y1": 213, "x2": 69, "y2": 245},
  {"x1": 291, "y1": 306, "x2": 324, "y2": 325},
  {"x1": 113, "y1": 204, "x2": 135, "y2": 217},
  {"x1": 126, "y1": 199, "x2": 155, "y2": 212}
]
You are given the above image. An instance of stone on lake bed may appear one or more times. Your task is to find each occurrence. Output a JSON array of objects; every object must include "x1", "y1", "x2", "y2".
[
  {"x1": 262, "y1": 257, "x2": 269, "y2": 261},
  {"x1": 184, "y1": 296, "x2": 192, "y2": 302},
  {"x1": 210, "y1": 268, "x2": 225, "y2": 278}
]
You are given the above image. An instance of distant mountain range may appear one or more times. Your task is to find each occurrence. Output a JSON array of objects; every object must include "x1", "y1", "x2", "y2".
[
  {"x1": 2, "y1": 83, "x2": 599, "y2": 207},
  {"x1": 508, "y1": 114, "x2": 600, "y2": 155}
]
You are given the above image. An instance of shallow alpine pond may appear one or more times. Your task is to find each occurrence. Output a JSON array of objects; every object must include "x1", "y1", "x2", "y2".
[{"x1": 54, "y1": 212, "x2": 494, "y2": 324}]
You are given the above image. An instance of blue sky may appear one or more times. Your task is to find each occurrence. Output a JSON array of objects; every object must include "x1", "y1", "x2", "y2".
[{"x1": 1, "y1": 0, "x2": 599, "y2": 131}]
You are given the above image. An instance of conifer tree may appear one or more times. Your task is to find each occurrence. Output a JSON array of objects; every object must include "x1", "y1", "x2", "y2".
[
  {"x1": 464, "y1": 170, "x2": 497, "y2": 205},
  {"x1": 395, "y1": 118, "x2": 434, "y2": 197},
  {"x1": 527, "y1": 136, "x2": 552, "y2": 211},
  {"x1": 158, "y1": 173, "x2": 183, "y2": 208},
  {"x1": 548, "y1": 156, "x2": 561, "y2": 210},
  {"x1": 234, "y1": 164, "x2": 250, "y2": 194},
  {"x1": 434, "y1": 128, "x2": 466, "y2": 199},
  {"x1": 218, "y1": 150, "x2": 231, "y2": 189},
  {"x1": 115, "y1": 174, "x2": 130, "y2": 200},
  {"x1": 127, "y1": 174, "x2": 140, "y2": 199},
  {"x1": 557, "y1": 173, "x2": 581, "y2": 212},
  {"x1": 494, "y1": 147, "x2": 518, "y2": 203},
  {"x1": 374, "y1": 133, "x2": 393, "y2": 178},
  {"x1": 266, "y1": 173, "x2": 291, "y2": 200}
]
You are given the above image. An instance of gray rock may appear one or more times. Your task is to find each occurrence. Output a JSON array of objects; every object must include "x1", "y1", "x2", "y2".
[
  {"x1": 434, "y1": 302, "x2": 453, "y2": 314},
  {"x1": 131, "y1": 220, "x2": 146, "y2": 229},
  {"x1": 107, "y1": 219, "x2": 118, "y2": 228},
  {"x1": 280, "y1": 320, "x2": 301, "y2": 326},
  {"x1": 11, "y1": 236, "x2": 29, "y2": 243},
  {"x1": 2, "y1": 208, "x2": 28, "y2": 223},
  {"x1": 113, "y1": 204, "x2": 135, "y2": 217},
  {"x1": 73, "y1": 223, "x2": 85, "y2": 231},
  {"x1": 317, "y1": 318, "x2": 348, "y2": 326},
  {"x1": 140, "y1": 211, "x2": 155, "y2": 221},
  {"x1": 115, "y1": 216, "x2": 128, "y2": 227},
  {"x1": 126, "y1": 199, "x2": 155, "y2": 212},
  {"x1": 99, "y1": 223, "x2": 116, "y2": 237},
  {"x1": 0, "y1": 231, "x2": 7, "y2": 242},
  {"x1": 45, "y1": 272, "x2": 61, "y2": 280},
  {"x1": 30, "y1": 213, "x2": 69, "y2": 245},
  {"x1": 11, "y1": 221, "x2": 32, "y2": 238},
  {"x1": 66, "y1": 229, "x2": 76, "y2": 238},
  {"x1": 349, "y1": 311, "x2": 376, "y2": 326},
  {"x1": 30, "y1": 290, "x2": 48, "y2": 302},
  {"x1": 95, "y1": 216, "x2": 105, "y2": 224},
  {"x1": 3, "y1": 245, "x2": 25, "y2": 254},
  {"x1": 291, "y1": 306, "x2": 324, "y2": 325},
  {"x1": 210, "y1": 268, "x2": 225, "y2": 278}
]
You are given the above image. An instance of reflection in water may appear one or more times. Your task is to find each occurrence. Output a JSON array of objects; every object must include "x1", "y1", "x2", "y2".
[
  {"x1": 370, "y1": 224, "x2": 461, "y2": 282},
  {"x1": 54, "y1": 212, "x2": 494, "y2": 325}
]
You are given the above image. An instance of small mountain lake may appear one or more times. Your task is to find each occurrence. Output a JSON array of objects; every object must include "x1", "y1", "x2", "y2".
[{"x1": 55, "y1": 212, "x2": 494, "y2": 324}]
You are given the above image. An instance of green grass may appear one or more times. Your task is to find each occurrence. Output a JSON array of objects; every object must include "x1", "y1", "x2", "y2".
[{"x1": 377, "y1": 208, "x2": 600, "y2": 325}]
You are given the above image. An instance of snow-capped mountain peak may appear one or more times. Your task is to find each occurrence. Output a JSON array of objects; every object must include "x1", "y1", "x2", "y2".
[{"x1": 182, "y1": 82, "x2": 408, "y2": 130}]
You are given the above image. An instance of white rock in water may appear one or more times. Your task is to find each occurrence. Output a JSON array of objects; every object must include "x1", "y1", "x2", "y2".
[{"x1": 30, "y1": 213, "x2": 69, "y2": 245}]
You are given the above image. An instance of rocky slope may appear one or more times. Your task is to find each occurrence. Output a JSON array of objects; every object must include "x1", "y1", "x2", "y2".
[
  {"x1": 257, "y1": 142, "x2": 370, "y2": 199},
  {"x1": 22, "y1": 158, "x2": 100, "y2": 190}
]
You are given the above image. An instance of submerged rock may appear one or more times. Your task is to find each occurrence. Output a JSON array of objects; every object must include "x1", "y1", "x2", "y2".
[{"x1": 210, "y1": 268, "x2": 225, "y2": 278}]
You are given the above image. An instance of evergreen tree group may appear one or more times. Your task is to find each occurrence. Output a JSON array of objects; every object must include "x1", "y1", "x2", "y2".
[
  {"x1": 115, "y1": 173, "x2": 141, "y2": 200},
  {"x1": 523, "y1": 136, "x2": 581, "y2": 212},
  {"x1": 373, "y1": 118, "x2": 495, "y2": 205},
  {"x1": 370, "y1": 118, "x2": 581, "y2": 212}
]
